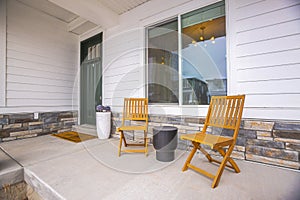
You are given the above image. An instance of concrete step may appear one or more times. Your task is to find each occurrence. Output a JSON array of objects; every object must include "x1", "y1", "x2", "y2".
[
  {"x1": 25, "y1": 169, "x2": 63, "y2": 200},
  {"x1": 0, "y1": 148, "x2": 23, "y2": 187},
  {"x1": 72, "y1": 124, "x2": 97, "y2": 136}
]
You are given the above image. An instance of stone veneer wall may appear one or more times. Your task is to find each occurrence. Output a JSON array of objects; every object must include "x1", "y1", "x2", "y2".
[
  {"x1": 0, "y1": 181, "x2": 43, "y2": 200},
  {"x1": 0, "y1": 182, "x2": 27, "y2": 200},
  {"x1": 0, "y1": 111, "x2": 78, "y2": 142},
  {"x1": 112, "y1": 112, "x2": 300, "y2": 170}
]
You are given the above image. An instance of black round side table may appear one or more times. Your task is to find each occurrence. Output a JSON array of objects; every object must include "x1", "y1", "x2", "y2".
[{"x1": 153, "y1": 126, "x2": 178, "y2": 162}]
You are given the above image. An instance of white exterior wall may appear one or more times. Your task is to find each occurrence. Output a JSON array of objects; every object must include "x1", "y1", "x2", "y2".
[
  {"x1": 0, "y1": 0, "x2": 298, "y2": 120},
  {"x1": 0, "y1": 0, "x2": 79, "y2": 113},
  {"x1": 0, "y1": 0, "x2": 6, "y2": 107},
  {"x1": 103, "y1": 0, "x2": 300, "y2": 120},
  {"x1": 103, "y1": 0, "x2": 222, "y2": 116},
  {"x1": 227, "y1": 0, "x2": 300, "y2": 119}
]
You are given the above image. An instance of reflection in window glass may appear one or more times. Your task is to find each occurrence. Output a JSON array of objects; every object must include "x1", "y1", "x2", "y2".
[
  {"x1": 147, "y1": 19, "x2": 179, "y2": 104},
  {"x1": 181, "y1": 1, "x2": 226, "y2": 105},
  {"x1": 146, "y1": 1, "x2": 226, "y2": 105}
]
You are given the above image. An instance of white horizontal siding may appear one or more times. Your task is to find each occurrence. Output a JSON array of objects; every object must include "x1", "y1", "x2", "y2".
[
  {"x1": 236, "y1": 18, "x2": 300, "y2": 45},
  {"x1": 7, "y1": 58, "x2": 77, "y2": 76},
  {"x1": 104, "y1": 32, "x2": 140, "y2": 54},
  {"x1": 235, "y1": 0, "x2": 300, "y2": 20},
  {"x1": 237, "y1": 64, "x2": 300, "y2": 81},
  {"x1": 7, "y1": 74, "x2": 74, "y2": 88},
  {"x1": 236, "y1": 5, "x2": 300, "y2": 34},
  {"x1": 0, "y1": 106, "x2": 78, "y2": 114},
  {"x1": 245, "y1": 94, "x2": 300, "y2": 108},
  {"x1": 8, "y1": 99, "x2": 74, "y2": 107},
  {"x1": 106, "y1": 64, "x2": 140, "y2": 77},
  {"x1": 238, "y1": 79, "x2": 300, "y2": 95},
  {"x1": 2, "y1": 0, "x2": 79, "y2": 112},
  {"x1": 7, "y1": 91, "x2": 78, "y2": 102},
  {"x1": 6, "y1": 49, "x2": 76, "y2": 69},
  {"x1": 228, "y1": 0, "x2": 300, "y2": 119},
  {"x1": 235, "y1": 48, "x2": 300, "y2": 69},
  {"x1": 235, "y1": 0, "x2": 265, "y2": 8},
  {"x1": 7, "y1": 38, "x2": 77, "y2": 65},
  {"x1": 7, "y1": 83, "x2": 76, "y2": 94},
  {"x1": 104, "y1": 71, "x2": 140, "y2": 84},
  {"x1": 7, "y1": 66, "x2": 75, "y2": 82},
  {"x1": 105, "y1": 80, "x2": 140, "y2": 93},
  {"x1": 0, "y1": 0, "x2": 6, "y2": 106},
  {"x1": 236, "y1": 34, "x2": 300, "y2": 58},
  {"x1": 102, "y1": 0, "x2": 300, "y2": 120},
  {"x1": 103, "y1": 26, "x2": 143, "y2": 106},
  {"x1": 103, "y1": 0, "x2": 208, "y2": 107}
]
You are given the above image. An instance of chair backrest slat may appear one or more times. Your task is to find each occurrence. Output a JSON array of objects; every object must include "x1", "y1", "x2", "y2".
[
  {"x1": 122, "y1": 98, "x2": 148, "y2": 125},
  {"x1": 229, "y1": 98, "x2": 237, "y2": 127},
  {"x1": 224, "y1": 98, "x2": 233, "y2": 126},
  {"x1": 232, "y1": 99, "x2": 241, "y2": 127},
  {"x1": 204, "y1": 95, "x2": 245, "y2": 139}
]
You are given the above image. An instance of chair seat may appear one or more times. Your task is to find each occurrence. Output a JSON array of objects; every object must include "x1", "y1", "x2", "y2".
[
  {"x1": 117, "y1": 125, "x2": 147, "y2": 131},
  {"x1": 180, "y1": 133, "x2": 234, "y2": 149}
]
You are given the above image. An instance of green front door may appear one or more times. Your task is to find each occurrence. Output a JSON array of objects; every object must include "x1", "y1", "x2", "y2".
[{"x1": 80, "y1": 33, "x2": 102, "y2": 125}]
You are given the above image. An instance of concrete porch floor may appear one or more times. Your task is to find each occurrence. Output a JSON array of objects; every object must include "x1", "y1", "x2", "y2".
[{"x1": 0, "y1": 135, "x2": 299, "y2": 200}]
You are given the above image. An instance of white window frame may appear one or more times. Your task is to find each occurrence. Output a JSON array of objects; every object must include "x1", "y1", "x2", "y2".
[{"x1": 144, "y1": 0, "x2": 226, "y2": 109}]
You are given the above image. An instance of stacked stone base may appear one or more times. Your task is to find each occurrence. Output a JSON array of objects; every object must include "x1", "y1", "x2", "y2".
[
  {"x1": 112, "y1": 113, "x2": 300, "y2": 170},
  {"x1": 1, "y1": 111, "x2": 299, "y2": 170},
  {"x1": 0, "y1": 111, "x2": 78, "y2": 142},
  {"x1": 0, "y1": 181, "x2": 42, "y2": 200},
  {"x1": 0, "y1": 182, "x2": 27, "y2": 200}
]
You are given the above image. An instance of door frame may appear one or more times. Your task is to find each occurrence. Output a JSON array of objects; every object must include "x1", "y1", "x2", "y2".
[{"x1": 79, "y1": 32, "x2": 103, "y2": 125}]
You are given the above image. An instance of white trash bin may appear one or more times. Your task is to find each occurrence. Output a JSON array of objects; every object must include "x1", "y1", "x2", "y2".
[{"x1": 96, "y1": 112, "x2": 111, "y2": 139}]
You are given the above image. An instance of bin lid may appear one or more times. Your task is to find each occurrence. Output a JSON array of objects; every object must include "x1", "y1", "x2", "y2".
[{"x1": 153, "y1": 126, "x2": 177, "y2": 132}]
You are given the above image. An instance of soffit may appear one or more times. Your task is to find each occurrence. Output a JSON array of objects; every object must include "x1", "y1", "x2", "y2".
[
  {"x1": 18, "y1": 0, "x2": 151, "y2": 35},
  {"x1": 17, "y1": 0, "x2": 78, "y2": 23},
  {"x1": 17, "y1": 0, "x2": 98, "y2": 35},
  {"x1": 98, "y1": 0, "x2": 151, "y2": 15}
]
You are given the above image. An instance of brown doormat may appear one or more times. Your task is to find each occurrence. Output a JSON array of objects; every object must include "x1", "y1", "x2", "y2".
[{"x1": 52, "y1": 131, "x2": 97, "y2": 143}]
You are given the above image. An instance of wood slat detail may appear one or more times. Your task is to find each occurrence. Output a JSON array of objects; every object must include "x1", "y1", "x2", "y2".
[
  {"x1": 181, "y1": 95, "x2": 245, "y2": 188},
  {"x1": 187, "y1": 164, "x2": 215, "y2": 179}
]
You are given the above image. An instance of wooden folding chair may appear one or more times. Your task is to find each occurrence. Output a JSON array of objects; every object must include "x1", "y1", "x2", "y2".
[
  {"x1": 181, "y1": 95, "x2": 245, "y2": 188},
  {"x1": 117, "y1": 98, "x2": 148, "y2": 156}
]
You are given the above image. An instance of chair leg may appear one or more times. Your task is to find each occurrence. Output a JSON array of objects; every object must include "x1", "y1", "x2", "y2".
[
  {"x1": 198, "y1": 146, "x2": 213, "y2": 162},
  {"x1": 218, "y1": 148, "x2": 240, "y2": 173},
  {"x1": 182, "y1": 142, "x2": 199, "y2": 171},
  {"x1": 143, "y1": 131, "x2": 147, "y2": 147},
  {"x1": 122, "y1": 132, "x2": 128, "y2": 147},
  {"x1": 118, "y1": 131, "x2": 123, "y2": 157},
  {"x1": 212, "y1": 144, "x2": 235, "y2": 188},
  {"x1": 144, "y1": 131, "x2": 148, "y2": 156}
]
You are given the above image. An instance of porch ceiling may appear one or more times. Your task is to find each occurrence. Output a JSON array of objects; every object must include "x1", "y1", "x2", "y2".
[
  {"x1": 18, "y1": 0, "x2": 151, "y2": 34},
  {"x1": 18, "y1": 0, "x2": 78, "y2": 23},
  {"x1": 18, "y1": 0, "x2": 98, "y2": 35},
  {"x1": 99, "y1": 0, "x2": 151, "y2": 15}
]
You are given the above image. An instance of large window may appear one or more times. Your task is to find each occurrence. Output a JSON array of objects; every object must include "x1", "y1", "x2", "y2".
[
  {"x1": 147, "y1": 19, "x2": 179, "y2": 104},
  {"x1": 146, "y1": 1, "x2": 226, "y2": 105}
]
